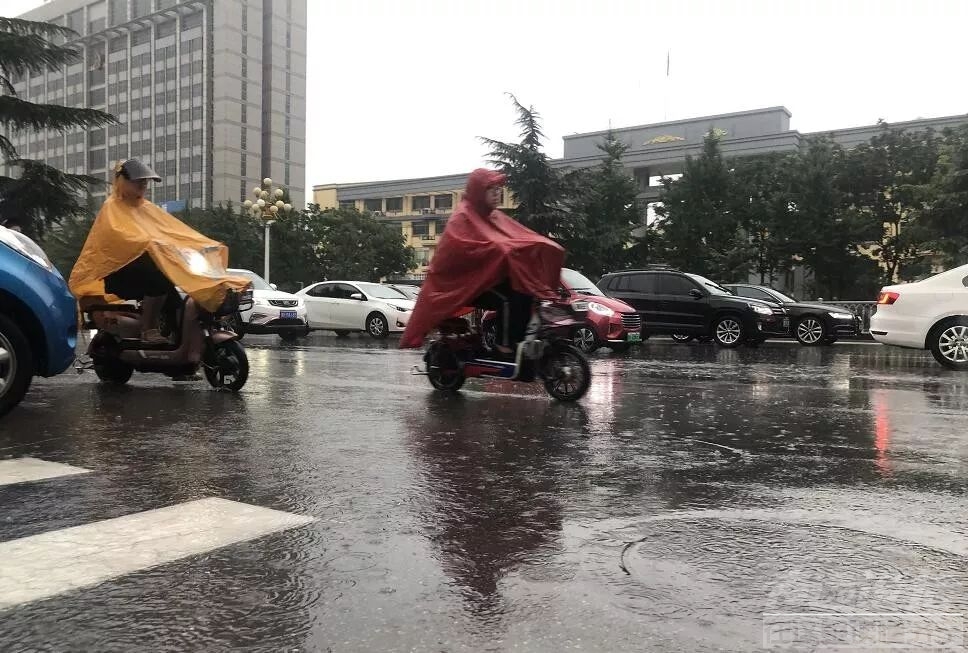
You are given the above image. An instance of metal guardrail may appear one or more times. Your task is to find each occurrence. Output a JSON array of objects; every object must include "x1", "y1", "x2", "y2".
[{"x1": 821, "y1": 300, "x2": 878, "y2": 334}]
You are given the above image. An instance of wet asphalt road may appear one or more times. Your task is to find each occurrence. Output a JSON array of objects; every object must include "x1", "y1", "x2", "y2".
[{"x1": 1, "y1": 335, "x2": 967, "y2": 652}]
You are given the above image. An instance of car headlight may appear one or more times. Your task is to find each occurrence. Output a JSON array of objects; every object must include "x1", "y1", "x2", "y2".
[
  {"x1": 749, "y1": 303, "x2": 773, "y2": 316},
  {"x1": 587, "y1": 301, "x2": 615, "y2": 317},
  {"x1": 829, "y1": 311, "x2": 853, "y2": 320},
  {"x1": 388, "y1": 304, "x2": 409, "y2": 312},
  {"x1": 0, "y1": 227, "x2": 54, "y2": 271}
]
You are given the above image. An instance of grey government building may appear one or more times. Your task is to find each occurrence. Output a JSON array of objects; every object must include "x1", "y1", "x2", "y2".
[
  {"x1": 8, "y1": 0, "x2": 308, "y2": 210},
  {"x1": 313, "y1": 106, "x2": 968, "y2": 275}
]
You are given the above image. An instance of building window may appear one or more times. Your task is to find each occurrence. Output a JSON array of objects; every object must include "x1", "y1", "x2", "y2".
[
  {"x1": 88, "y1": 88, "x2": 106, "y2": 106},
  {"x1": 240, "y1": 105, "x2": 247, "y2": 124},
  {"x1": 67, "y1": 9, "x2": 84, "y2": 35},
  {"x1": 157, "y1": 20, "x2": 175, "y2": 38},
  {"x1": 89, "y1": 129, "x2": 106, "y2": 147},
  {"x1": 436, "y1": 219, "x2": 447, "y2": 233},
  {"x1": 411, "y1": 221, "x2": 429, "y2": 236},
  {"x1": 109, "y1": 0, "x2": 127, "y2": 25},
  {"x1": 132, "y1": 29, "x2": 151, "y2": 46},
  {"x1": 284, "y1": 164, "x2": 290, "y2": 186},
  {"x1": 433, "y1": 194, "x2": 453, "y2": 211},
  {"x1": 240, "y1": 153, "x2": 246, "y2": 177},
  {"x1": 411, "y1": 195, "x2": 431, "y2": 212},
  {"x1": 385, "y1": 197, "x2": 403, "y2": 212},
  {"x1": 182, "y1": 12, "x2": 203, "y2": 30},
  {"x1": 132, "y1": 0, "x2": 152, "y2": 19},
  {"x1": 241, "y1": 7, "x2": 247, "y2": 32},
  {"x1": 241, "y1": 58, "x2": 247, "y2": 77},
  {"x1": 363, "y1": 199, "x2": 382, "y2": 212},
  {"x1": 88, "y1": 149, "x2": 106, "y2": 170},
  {"x1": 339, "y1": 200, "x2": 355, "y2": 210},
  {"x1": 240, "y1": 128, "x2": 246, "y2": 150}
]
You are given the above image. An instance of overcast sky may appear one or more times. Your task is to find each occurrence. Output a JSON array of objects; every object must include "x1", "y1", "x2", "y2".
[{"x1": 6, "y1": 0, "x2": 968, "y2": 190}]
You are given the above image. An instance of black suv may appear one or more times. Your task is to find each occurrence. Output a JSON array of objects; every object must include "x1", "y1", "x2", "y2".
[
  {"x1": 597, "y1": 268, "x2": 788, "y2": 348},
  {"x1": 722, "y1": 283, "x2": 861, "y2": 346}
]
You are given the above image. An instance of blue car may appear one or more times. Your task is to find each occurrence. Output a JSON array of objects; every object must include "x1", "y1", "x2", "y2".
[{"x1": 0, "y1": 226, "x2": 78, "y2": 418}]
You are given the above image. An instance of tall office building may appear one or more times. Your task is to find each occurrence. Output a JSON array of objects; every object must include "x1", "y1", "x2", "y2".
[{"x1": 7, "y1": 0, "x2": 307, "y2": 210}]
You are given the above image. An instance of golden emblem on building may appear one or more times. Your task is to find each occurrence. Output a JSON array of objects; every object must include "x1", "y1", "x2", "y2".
[
  {"x1": 644, "y1": 134, "x2": 686, "y2": 145},
  {"x1": 704, "y1": 127, "x2": 729, "y2": 139}
]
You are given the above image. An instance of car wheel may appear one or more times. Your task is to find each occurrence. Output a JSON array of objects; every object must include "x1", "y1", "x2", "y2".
[
  {"x1": 0, "y1": 314, "x2": 34, "y2": 418},
  {"x1": 795, "y1": 316, "x2": 827, "y2": 346},
  {"x1": 929, "y1": 318, "x2": 968, "y2": 370},
  {"x1": 671, "y1": 333, "x2": 694, "y2": 343},
  {"x1": 713, "y1": 315, "x2": 745, "y2": 349},
  {"x1": 366, "y1": 313, "x2": 389, "y2": 339},
  {"x1": 572, "y1": 325, "x2": 600, "y2": 354},
  {"x1": 279, "y1": 330, "x2": 308, "y2": 343}
]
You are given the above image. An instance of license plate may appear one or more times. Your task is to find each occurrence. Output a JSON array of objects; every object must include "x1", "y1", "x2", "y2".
[
  {"x1": 627, "y1": 332, "x2": 642, "y2": 343},
  {"x1": 280, "y1": 310, "x2": 297, "y2": 319},
  {"x1": 783, "y1": 318, "x2": 790, "y2": 328}
]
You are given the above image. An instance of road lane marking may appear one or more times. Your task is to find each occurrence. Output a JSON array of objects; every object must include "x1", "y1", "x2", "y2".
[
  {"x1": 0, "y1": 497, "x2": 315, "y2": 610},
  {"x1": 0, "y1": 458, "x2": 90, "y2": 488}
]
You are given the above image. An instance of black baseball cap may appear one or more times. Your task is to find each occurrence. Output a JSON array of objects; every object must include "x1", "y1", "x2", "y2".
[{"x1": 115, "y1": 158, "x2": 161, "y2": 182}]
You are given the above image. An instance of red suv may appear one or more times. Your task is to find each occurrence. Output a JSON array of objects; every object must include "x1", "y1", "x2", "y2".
[{"x1": 482, "y1": 268, "x2": 642, "y2": 353}]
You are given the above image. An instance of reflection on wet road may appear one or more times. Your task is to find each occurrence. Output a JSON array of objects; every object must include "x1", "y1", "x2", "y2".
[{"x1": 1, "y1": 336, "x2": 966, "y2": 651}]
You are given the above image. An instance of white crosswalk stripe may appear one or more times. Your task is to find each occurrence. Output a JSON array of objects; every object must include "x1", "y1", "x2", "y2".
[
  {"x1": 0, "y1": 458, "x2": 315, "y2": 611},
  {"x1": 0, "y1": 457, "x2": 90, "y2": 487}
]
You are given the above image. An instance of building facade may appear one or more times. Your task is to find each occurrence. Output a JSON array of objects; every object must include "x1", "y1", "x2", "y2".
[
  {"x1": 8, "y1": 0, "x2": 307, "y2": 210},
  {"x1": 313, "y1": 107, "x2": 968, "y2": 275}
]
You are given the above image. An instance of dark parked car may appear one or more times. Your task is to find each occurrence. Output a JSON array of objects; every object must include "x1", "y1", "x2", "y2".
[
  {"x1": 597, "y1": 268, "x2": 787, "y2": 348},
  {"x1": 722, "y1": 283, "x2": 861, "y2": 346}
]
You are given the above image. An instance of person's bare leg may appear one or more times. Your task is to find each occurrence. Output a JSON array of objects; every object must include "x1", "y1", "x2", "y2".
[{"x1": 140, "y1": 295, "x2": 168, "y2": 342}]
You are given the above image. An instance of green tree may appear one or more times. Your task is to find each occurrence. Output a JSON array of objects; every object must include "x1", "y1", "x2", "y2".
[
  {"x1": 311, "y1": 206, "x2": 415, "y2": 282},
  {"x1": 920, "y1": 125, "x2": 968, "y2": 268},
  {"x1": 729, "y1": 153, "x2": 795, "y2": 284},
  {"x1": 785, "y1": 136, "x2": 880, "y2": 299},
  {"x1": 480, "y1": 94, "x2": 566, "y2": 237},
  {"x1": 559, "y1": 132, "x2": 641, "y2": 278},
  {"x1": 839, "y1": 123, "x2": 939, "y2": 282},
  {"x1": 0, "y1": 17, "x2": 115, "y2": 237},
  {"x1": 654, "y1": 131, "x2": 753, "y2": 281}
]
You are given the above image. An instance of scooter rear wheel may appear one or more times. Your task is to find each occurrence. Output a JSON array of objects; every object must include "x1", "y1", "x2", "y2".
[
  {"x1": 203, "y1": 340, "x2": 249, "y2": 392},
  {"x1": 426, "y1": 343, "x2": 464, "y2": 393},
  {"x1": 94, "y1": 360, "x2": 133, "y2": 385},
  {"x1": 541, "y1": 343, "x2": 591, "y2": 402}
]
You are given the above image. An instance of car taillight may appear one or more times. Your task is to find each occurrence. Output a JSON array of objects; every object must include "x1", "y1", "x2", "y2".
[{"x1": 877, "y1": 291, "x2": 900, "y2": 305}]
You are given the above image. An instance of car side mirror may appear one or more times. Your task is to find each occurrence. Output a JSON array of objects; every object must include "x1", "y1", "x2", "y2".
[
  {"x1": 270, "y1": 283, "x2": 278, "y2": 290},
  {"x1": 689, "y1": 288, "x2": 703, "y2": 299},
  {"x1": 350, "y1": 293, "x2": 364, "y2": 300},
  {"x1": 558, "y1": 287, "x2": 570, "y2": 299}
]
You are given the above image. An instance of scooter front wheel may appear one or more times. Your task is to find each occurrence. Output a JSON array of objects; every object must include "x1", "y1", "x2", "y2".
[
  {"x1": 541, "y1": 343, "x2": 591, "y2": 402},
  {"x1": 203, "y1": 340, "x2": 249, "y2": 392}
]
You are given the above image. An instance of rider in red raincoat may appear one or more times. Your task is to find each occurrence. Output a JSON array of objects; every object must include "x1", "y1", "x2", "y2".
[{"x1": 399, "y1": 169, "x2": 565, "y2": 351}]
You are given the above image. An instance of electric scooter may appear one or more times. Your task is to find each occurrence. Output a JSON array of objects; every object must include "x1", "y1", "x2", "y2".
[
  {"x1": 415, "y1": 302, "x2": 592, "y2": 401},
  {"x1": 76, "y1": 286, "x2": 253, "y2": 391}
]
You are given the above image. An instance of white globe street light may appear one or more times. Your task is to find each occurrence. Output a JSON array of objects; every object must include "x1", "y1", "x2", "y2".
[{"x1": 242, "y1": 177, "x2": 295, "y2": 284}]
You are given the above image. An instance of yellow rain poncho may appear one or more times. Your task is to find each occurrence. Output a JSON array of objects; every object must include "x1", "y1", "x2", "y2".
[{"x1": 69, "y1": 180, "x2": 250, "y2": 313}]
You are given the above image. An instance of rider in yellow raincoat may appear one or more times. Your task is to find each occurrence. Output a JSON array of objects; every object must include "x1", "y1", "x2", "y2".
[{"x1": 69, "y1": 159, "x2": 250, "y2": 343}]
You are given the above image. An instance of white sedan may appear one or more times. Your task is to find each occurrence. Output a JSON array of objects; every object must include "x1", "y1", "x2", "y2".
[
  {"x1": 295, "y1": 281, "x2": 415, "y2": 339},
  {"x1": 870, "y1": 263, "x2": 968, "y2": 369},
  {"x1": 227, "y1": 268, "x2": 309, "y2": 342}
]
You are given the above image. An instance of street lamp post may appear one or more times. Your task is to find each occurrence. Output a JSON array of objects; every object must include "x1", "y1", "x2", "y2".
[{"x1": 243, "y1": 177, "x2": 293, "y2": 284}]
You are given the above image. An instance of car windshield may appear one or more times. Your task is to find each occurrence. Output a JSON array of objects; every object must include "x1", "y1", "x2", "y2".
[
  {"x1": 228, "y1": 269, "x2": 272, "y2": 291},
  {"x1": 562, "y1": 268, "x2": 604, "y2": 296},
  {"x1": 357, "y1": 283, "x2": 410, "y2": 300},
  {"x1": 686, "y1": 273, "x2": 731, "y2": 295}
]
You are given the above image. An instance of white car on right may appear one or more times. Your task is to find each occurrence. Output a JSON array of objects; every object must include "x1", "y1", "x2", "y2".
[{"x1": 870, "y1": 263, "x2": 968, "y2": 369}]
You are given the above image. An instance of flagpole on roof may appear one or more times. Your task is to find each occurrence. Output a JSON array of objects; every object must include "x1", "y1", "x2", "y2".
[{"x1": 664, "y1": 49, "x2": 670, "y2": 121}]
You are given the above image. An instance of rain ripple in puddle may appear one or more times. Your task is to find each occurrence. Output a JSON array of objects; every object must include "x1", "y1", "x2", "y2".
[{"x1": 588, "y1": 518, "x2": 968, "y2": 631}]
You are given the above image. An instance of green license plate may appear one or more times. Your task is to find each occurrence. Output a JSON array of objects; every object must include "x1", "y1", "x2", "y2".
[{"x1": 627, "y1": 332, "x2": 642, "y2": 343}]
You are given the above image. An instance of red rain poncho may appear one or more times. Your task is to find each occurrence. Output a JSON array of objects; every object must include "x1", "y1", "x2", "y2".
[{"x1": 399, "y1": 169, "x2": 565, "y2": 349}]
